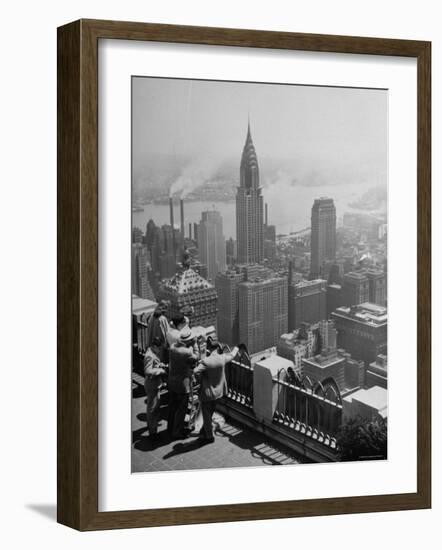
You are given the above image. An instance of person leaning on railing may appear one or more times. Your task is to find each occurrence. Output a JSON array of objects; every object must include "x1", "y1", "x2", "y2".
[{"x1": 193, "y1": 339, "x2": 239, "y2": 444}]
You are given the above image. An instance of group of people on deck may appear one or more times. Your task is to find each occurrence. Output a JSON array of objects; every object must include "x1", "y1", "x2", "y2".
[{"x1": 142, "y1": 301, "x2": 238, "y2": 445}]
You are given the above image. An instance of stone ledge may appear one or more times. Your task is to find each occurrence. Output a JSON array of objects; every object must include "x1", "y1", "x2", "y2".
[{"x1": 217, "y1": 398, "x2": 339, "y2": 463}]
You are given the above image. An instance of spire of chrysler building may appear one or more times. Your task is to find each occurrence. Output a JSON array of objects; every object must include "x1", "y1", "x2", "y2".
[
  {"x1": 236, "y1": 119, "x2": 264, "y2": 263},
  {"x1": 240, "y1": 118, "x2": 259, "y2": 189}
]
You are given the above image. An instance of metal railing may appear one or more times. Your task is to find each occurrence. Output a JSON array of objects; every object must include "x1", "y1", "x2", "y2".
[
  {"x1": 224, "y1": 346, "x2": 254, "y2": 409},
  {"x1": 272, "y1": 369, "x2": 342, "y2": 448}
]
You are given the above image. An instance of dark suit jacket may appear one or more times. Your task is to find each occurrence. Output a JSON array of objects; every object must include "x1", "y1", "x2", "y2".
[{"x1": 168, "y1": 343, "x2": 198, "y2": 394}]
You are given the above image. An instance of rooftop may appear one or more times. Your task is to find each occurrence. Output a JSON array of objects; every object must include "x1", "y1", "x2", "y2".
[
  {"x1": 343, "y1": 385, "x2": 388, "y2": 413},
  {"x1": 302, "y1": 352, "x2": 343, "y2": 369},
  {"x1": 256, "y1": 354, "x2": 294, "y2": 372},
  {"x1": 295, "y1": 278, "x2": 327, "y2": 288},
  {"x1": 344, "y1": 271, "x2": 368, "y2": 281},
  {"x1": 162, "y1": 267, "x2": 215, "y2": 295},
  {"x1": 332, "y1": 302, "x2": 387, "y2": 325},
  {"x1": 132, "y1": 375, "x2": 305, "y2": 473}
]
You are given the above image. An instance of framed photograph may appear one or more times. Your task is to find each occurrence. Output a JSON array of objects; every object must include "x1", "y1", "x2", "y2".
[{"x1": 57, "y1": 19, "x2": 431, "y2": 530}]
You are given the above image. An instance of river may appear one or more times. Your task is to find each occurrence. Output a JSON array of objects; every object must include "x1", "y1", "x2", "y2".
[{"x1": 132, "y1": 183, "x2": 372, "y2": 239}]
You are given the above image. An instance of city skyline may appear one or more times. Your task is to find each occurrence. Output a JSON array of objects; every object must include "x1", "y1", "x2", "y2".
[
  {"x1": 131, "y1": 76, "x2": 389, "y2": 473},
  {"x1": 133, "y1": 77, "x2": 388, "y2": 203}
]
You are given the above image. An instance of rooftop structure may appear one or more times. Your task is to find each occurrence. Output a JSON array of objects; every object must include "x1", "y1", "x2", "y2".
[
  {"x1": 333, "y1": 302, "x2": 387, "y2": 326},
  {"x1": 366, "y1": 354, "x2": 388, "y2": 389},
  {"x1": 132, "y1": 295, "x2": 158, "y2": 351},
  {"x1": 331, "y1": 303, "x2": 387, "y2": 366},
  {"x1": 158, "y1": 264, "x2": 218, "y2": 328},
  {"x1": 132, "y1": 295, "x2": 157, "y2": 320},
  {"x1": 342, "y1": 386, "x2": 388, "y2": 422}
]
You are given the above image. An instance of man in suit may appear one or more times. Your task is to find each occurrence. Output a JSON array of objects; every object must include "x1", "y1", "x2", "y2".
[
  {"x1": 194, "y1": 340, "x2": 239, "y2": 443},
  {"x1": 167, "y1": 327, "x2": 199, "y2": 439},
  {"x1": 143, "y1": 337, "x2": 167, "y2": 439},
  {"x1": 146, "y1": 301, "x2": 170, "y2": 363}
]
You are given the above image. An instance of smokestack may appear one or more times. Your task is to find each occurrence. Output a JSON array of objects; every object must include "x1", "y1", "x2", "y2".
[
  {"x1": 189, "y1": 223, "x2": 192, "y2": 240},
  {"x1": 169, "y1": 197, "x2": 174, "y2": 229},
  {"x1": 180, "y1": 198, "x2": 185, "y2": 239},
  {"x1": 265, "y1": 203, "x2": 268, "y2": 226},
  {"x1": 169, "y1": 197, "x2": 176, "y2": 256}
]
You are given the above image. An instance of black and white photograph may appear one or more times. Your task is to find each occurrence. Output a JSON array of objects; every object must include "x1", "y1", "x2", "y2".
[{"x1": 131, "y1": 76, "x2": 388, "y2": 473}]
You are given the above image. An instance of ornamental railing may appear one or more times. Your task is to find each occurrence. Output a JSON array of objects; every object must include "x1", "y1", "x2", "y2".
[
  {"x1": 272, "y1": 370, "x2": 342, "y2": 448},
  {"x1": 224, "y1": 346, "x2": 253, "y2": 409}
]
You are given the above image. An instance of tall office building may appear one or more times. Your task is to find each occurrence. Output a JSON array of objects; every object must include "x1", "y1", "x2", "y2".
[
  {"x1": 226, "y1": 238, "x2": 237, "y2": 266},
  {"x1": 264, "y1": 202, "x2": 276, "y2": 262},
  {"x1": 215, "y1": 269, "x2": 244, "y2": 346},
  {"x1": 132, "y1": 226, "x2": 143, "y2": 244},
  {"x1": 159, "y1": 224, "x2": 177, "y2": 280},
  {"x1": 343, "y1": 271, "x2": 370, "y2": 306},
  {"x1": 236, "y1": 121, "x2": 264, "y2": 264},
  {"x1": 198, "y1": 209, "x2": 226, "y2": 281},
  {"x1": 288, "y1": 278, "x2": 327, "y2": 331},
  {"x1": 364, "y1": 268, "x2": 387, "y2": 306},
  {"x1": 132, "y1": 243, "x2": 155, "y2": 301},
  {"x1": 238, "y1": 273, "x2": 288, "y2": 355},
  {"x1": 326, "y1": 283, "x2": 344, "y2": 316},
  {"x1": 310, "y1": 198, "x2": 336, "y2": 279},
  {"x1": 331, "y1": 302, "x2": 388, "y2": 365}
]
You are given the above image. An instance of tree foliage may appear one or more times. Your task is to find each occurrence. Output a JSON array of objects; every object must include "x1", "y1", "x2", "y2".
[{"x1": 337, "y1": 416, "x2": 387, "y2": 461}]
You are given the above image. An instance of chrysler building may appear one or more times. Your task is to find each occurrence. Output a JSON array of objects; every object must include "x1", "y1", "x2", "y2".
[{"x1": 236, "y1": 120, "x2": 264, "y2": 264}]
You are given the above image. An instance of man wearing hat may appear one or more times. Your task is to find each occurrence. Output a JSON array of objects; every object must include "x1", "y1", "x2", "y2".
[
  {"x1": 167, "y1": 327, "x2": 199, "y2": 439},
  {"x1": 193, "y1": 340, "x2": 238, "y2": 443}
]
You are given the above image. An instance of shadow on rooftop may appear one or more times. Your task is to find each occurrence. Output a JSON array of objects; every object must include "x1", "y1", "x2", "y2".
[
  {"x1": 161, "y1": 437, "x2": 213, "y2": 459},
  {"x1": 213, "y1": 418, "x2": 300, "y2": 466}
]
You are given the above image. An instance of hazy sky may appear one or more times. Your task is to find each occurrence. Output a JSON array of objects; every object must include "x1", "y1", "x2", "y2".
[{"x1": 132, "y1": 76, "x2": 388, "y2": 190}]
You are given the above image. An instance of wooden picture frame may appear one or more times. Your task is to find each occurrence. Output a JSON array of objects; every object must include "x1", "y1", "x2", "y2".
[{"x1": 57, "y1": 18, "x2": 431, "y2": 531}]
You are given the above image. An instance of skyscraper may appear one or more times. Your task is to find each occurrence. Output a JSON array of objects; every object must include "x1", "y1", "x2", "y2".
[
  {"x1": 364, "y1": 268, "x2": 387, "y2": 306},
  {"x1": 288, "y1": 278, "x2": 327, "y2": 331},
  {"x1": 215, "y1": 269, "x2": 244, "y2": 346},
  {"x1": 238, "y1": 273, "x2": 288, "y2": 354},
  {"x1": 236, "y1": 121, "x2": 264, "y2": 264},
  {"x1": 310, "y1": 198, "x2": 336, "y2": 279},
  {"x1": 198, "y1": 209, "x2": 226, "y2": 281},
  {"x1": 342, "y1": 271, "x2": 370, "y2": 306},
  {"x1": 331, "y1": 302, "x2": 388, "y2": 366},
  {"x1": 132, "y1": 243, "x2": 155, "y2": 301}
]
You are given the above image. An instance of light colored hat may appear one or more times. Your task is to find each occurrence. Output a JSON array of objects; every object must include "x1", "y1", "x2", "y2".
[{"x1": 179, "y1": 327, "x2": 194, "y2": 343}]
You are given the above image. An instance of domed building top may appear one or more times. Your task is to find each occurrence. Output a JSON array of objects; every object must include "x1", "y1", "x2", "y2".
[
  {"x1": 240, "y1": 120, "x2": 259, "y2": 189},
  {"x1": 158, "y1": 265, "x2": 218, "y2": 328},
  {"x1": 162, "y1": 267, "x2": 214, "y2": 295}
]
